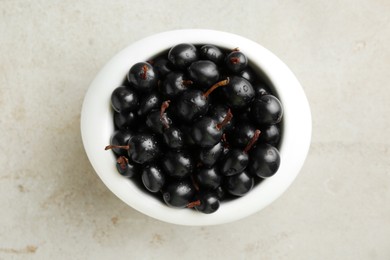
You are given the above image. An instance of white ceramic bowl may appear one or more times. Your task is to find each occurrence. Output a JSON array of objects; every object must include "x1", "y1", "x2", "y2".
[{"x1": 81, "y1": 29, "x2": 311, "y2": 226}]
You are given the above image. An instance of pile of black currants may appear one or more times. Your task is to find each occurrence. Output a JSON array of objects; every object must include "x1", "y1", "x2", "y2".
[{"x1": 105, "y1": 43, "x2": 283, "y2": 214}]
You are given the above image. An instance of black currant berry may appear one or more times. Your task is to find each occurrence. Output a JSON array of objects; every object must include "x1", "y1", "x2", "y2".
[
  {"x1": 163, "y1": 127, "x2": 184, "y2": 149},
  {"x1": 111, "y1": 86, "x2": 139, "y2": 112},
  {"x1": 253, "y1": 82, "x2": 271, "y2": 97},
  {"x1": 194, "y1": 166, "x2": 222, "y2": 190},
  {"x1": 141, "y1": 164, "x2": 165, "y2": 193},
  {"x1": 224, "y1": 171, "x2": 254, "y2": 196},
  {"x1": 229, "y1": 122, "x2": 256, "y2": 148},
  {"x1": 168, "y1": 43, "x2": 198, "y2": 69},
  {"x1": 199, "y1": 142, "x2": 223, "y2": 167},
  {"x1": 188, "y1": 60, "x2": 219, "y2": 88},
  {"x1": 214, "y1": 186, "x2": 226, "y2": 200},
  {"x1": 219, "y1": 149, "x2": 249, "y2": 176},
  {"x1": 200, "y1": 45, "x2": 224, "y2": 64},
  {"x1": 152, "y1": 57, "x2": 172, "y2": 77},
  {"x1": 221, "y1": 76, "x2": 255, "y2": 109},
  {"x1": 161, "y1": 72, "x2": 192, "y2": 99},
  {"x1": 259, "y1": 124, "x2": 281, "y2": 146},
  {"x1": 248, "y1": 143, "x2": 280, "y2": 178},
  {"x1": 225, "y1": 50, "x2": 248, "y2": 73},
  {"x1": 238, "y1": 67, "x2": 257, "y2": 83},
  {"x1": 127, "y1": 62, "x2": 157, "y2": 92},
  {"x1": 251, "y1": 95, "x2": 283, "y2": 125},
  {"x1": 145, "y1": 101, "x2": 172, "y2": 134},
  {"x1": 114, "y1": 111, "x2": 137, "y2": 129},
  {"x1": 110, "y1": 130, "x2": 134, "y2": 156},
  {"x1": 127, "y1": 134, "x2": 160, "y2": 164},
  {"x1": 137, "y1": 91, "x2": 162, "y2": 117},
  {"x1": 220, "y1": 130, "x2": 260, "y2": 176},
  {"x1": 162, "y1": 180, "x2": 195, "y2": 208},
  {"x1": 195, "y1": 192, "x2": 220, "y2": 214},
  {"x1": 175, "y1": 79, "x2": 229, "y2": 122},
  {"x1": 208, "y1": 105, "x2": 234, "y2": 132},
  {"x1": 161, "y1": 150, "x2": 194, "y2": 179},
  {"x1": 191, "y1": 109, "x2": 233, "y2": 148}
]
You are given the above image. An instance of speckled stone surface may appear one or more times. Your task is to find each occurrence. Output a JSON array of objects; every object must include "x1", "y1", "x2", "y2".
[{"x1": 1, "y1": 1, "x2": 390, "y2": 259}]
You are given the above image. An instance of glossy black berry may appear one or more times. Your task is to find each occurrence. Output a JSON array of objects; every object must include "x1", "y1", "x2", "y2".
[
  {"x1": 111, "y1": 86, "x2": 138, "y2": 112},
  {"x1": 163, "y1": 127, "x2": 184, "y2": 149},
  {"x1": 225, "y1": 171, "x2": 254, "y2": 196},
  {"x1": 238, "y1": 67, "x2": 257, "y2": 83},
  {"x1": 162, "y1": 180, "x2": 195, "y2": 208},
  {"x1": 253, "y1": 82, "x2": 271, "y2": 97},
  {"x1": 128, "y1": 134, "x2": 160, "y2": 164},
  {"x1": 222, "y1": 76, "x2": 255, "y2": 109},
  {"x1": 214, "y1": 186, "x2": 226, "y2": 200},
  {"x1": 208, "y1": 105, "x2": 234, "y2": 132},
  {"x1": 248, "y1": 143, "x2": 280, "y2": 178},
  {"x1": 194, "y1": 166, "x2": 222, "y2": 190},
  {"x1": 114, "y1": 111, "x2": 137, "y2": 129},
  {"x1": 195, "y1": 192, "x2": 220, "y2": 214},
  {"x1": 175, "y1": 90, "x2": 209, "y2": 122},
  {"x1": 141, "y1": 164, "x2": 165, "y2": 193},
  {"x1": 220, "y1": 129, "x2": 260, "y2": 176},
  {"x1": 188, "y1": 60, "x2": 219, "y2": 88},
  {"x1": 137, "y1": 91, "x2": 162, "y2": 117},
  {"x1": 200, "y1": 45, "x2": 224, "y2": 64},
  {"x1": 230, "y1": 122, "x2": 256, "y2": 148},
  {"x1": 127, "y1": 62, "x2": 157, "y2": 92},
  {"x1": 152, "y1": 58, "x2": 172, "y2": 77},
  {"x1": 199, "y1": 142, "x2": 223, "y2": 167},
  {"x1": 145, "y1": 101, "x2": 172, "y2": 135},
  {"x1": 168, "y1": 43, "x2": 198, "y2": 69},
  {"x1": 225, "y1": 51, "x2": 248, "y2": 73},
  {"x1": 110, "y1": 130, "x2": 134, "y2": 156},
  {"x1": 146, "y1": 110, "x2": 170, "y2": 134},
  {"x1": 161, "y1": 72, "x2": 191, "y2": 99},
  {"x1": 161, "y1": 150, "x2": 194, "y2": 179},
  {"x1": 191, "y1": 117, "x2": 221, "y2": 148},
  {"x1": 259, "y1": 124, "x2": 281, "y2": 146},
  {"x1": 219, "y1": 149, "x2": 249, "y2": 176},
  {"x1": 251, "y1": 95, "x2": 283, "y2": 125},
  {"x1": 175, "y1": 79, "x2": 229, "y2": 122}
]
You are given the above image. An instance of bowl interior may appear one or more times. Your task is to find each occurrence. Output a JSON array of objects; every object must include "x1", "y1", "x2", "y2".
[{"x1": 81, "y1": 29, "x2": 311, "y2": 226}]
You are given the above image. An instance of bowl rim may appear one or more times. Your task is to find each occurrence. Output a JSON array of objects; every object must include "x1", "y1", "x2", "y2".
[{"x1": 80, "y1": 29, "x2": 312, "y2": 226}]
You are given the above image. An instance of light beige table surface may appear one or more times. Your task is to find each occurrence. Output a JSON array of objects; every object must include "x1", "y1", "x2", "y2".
[{"x1": 1, "y1": 1, "x2": 389, "y2": 259}]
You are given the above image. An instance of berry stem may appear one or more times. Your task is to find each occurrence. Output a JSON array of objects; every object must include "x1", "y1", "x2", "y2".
[
  {"x1": 141, "y1": 64, "x2": 149, "y2": 80},
  {"x1": 243, "y1": 130, "x2": 261, "y2": 154},
  {"x1": 216, "y1": 109, "x2": 233, "y2": 131},
  {"x1": 117, "y1": 156, "x2": 129, "y2": 170},
  {"x1": 105, "y1": 144, "x2": 130, "y2": 151},
  {"x1": 190, "y1": 173, "x2": 200, "y2": 191},
  {"x1": 203, "y1": 78, "x2": 230, "y2": 98},
  {"x1": 182, "y1": 80, "x2": 193, "y2": 86},
  {"x1": 160, "y1": 100, "x2": 171, "y2": 129},
  {"x1": 222, "y1": 133, "x2": 227, "y2": 143},
  {"x1": 221, "y1": 133, "x2": 229, "y2": 149},
  {"x1": 187, "y1": 200, "x2": 201, "y2": 208}
]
